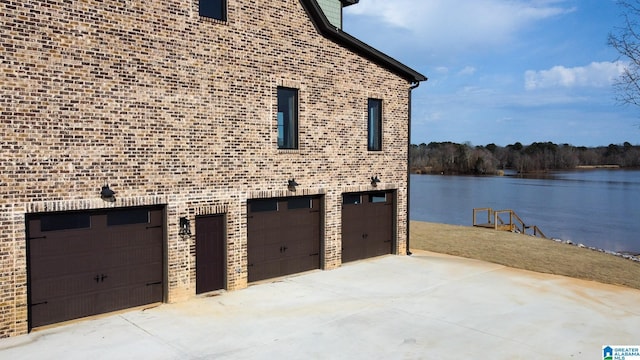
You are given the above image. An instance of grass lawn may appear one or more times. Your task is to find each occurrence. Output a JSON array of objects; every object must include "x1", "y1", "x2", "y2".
[{"x1": 410, "y1": 221, "x2": 640, "y2": 290}]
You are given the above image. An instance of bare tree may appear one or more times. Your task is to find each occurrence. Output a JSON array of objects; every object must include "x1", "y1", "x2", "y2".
[{"x1": 609, "y1": 0, "x2": 640, "y2": 107}]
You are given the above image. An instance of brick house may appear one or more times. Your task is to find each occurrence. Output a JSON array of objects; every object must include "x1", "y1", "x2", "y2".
[{"x1": 0, "y1": 0, "x2": 426, "y2": 337}]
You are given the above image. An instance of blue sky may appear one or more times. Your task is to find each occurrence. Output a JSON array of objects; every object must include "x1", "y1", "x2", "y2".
[{"x1": 343, "y1": 0, "x2": 640, "y2": 147}]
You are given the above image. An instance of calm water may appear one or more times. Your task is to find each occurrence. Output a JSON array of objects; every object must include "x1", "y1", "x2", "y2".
[{"x1": 410, "y1": 170, "x2": 640, "y2": 253}]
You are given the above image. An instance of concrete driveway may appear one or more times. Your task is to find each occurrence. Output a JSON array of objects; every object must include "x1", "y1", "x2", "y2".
[{"x1": 2, "y1": 250, "x2": 639, "y2": 359}]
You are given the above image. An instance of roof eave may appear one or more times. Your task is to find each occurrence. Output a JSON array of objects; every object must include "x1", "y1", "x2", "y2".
[
  {"x1": 340, "y1": 0, "x2": 360, "y2": 7},
  {"x1": 300, "y1": 0, "x2": 427, "y2": 83}
]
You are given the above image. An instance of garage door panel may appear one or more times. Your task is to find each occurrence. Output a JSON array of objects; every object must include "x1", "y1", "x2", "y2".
[
  {"x1": 250, "y1": 219, "x2": 282, "y2": 235},
  {"x1": 248, "y1": 222, "x2": 283, "y2": 246},
  {"x1": 282, "y1": 239, "x2": 316, "y2": 259},
  {"x1": 101, "y1": 243, "x2": 162, "y2": 269},
  {"x1": 286, "y1": 211, "x2": 316, "y2": 224},
  {"x1": 30, "y1": 293, "x2": 99, "y2": 328},
  {"x1": 248, "y1": 260, "x2": 282, "y2": 283},
  {"x1": 100, "y1": 263, "x2": 162, "y2": 288},
  {"x1": 30, "y1": 272, "x2": 100, "y2": 303},
  {"x1": 341, "y1": 201, "x2": 367, "y2": 263},
  {"x1": 106, "y1": 230, "x2": 161, "y2": 249},
  {"x1": 286, "y1": 215, "x2": 319, "y2": 232},
  {"x1": 280, "y1": 255, "x2": 318, "y2": 276},
  {"x1": 367, "y1": 202, "x2": 393, "y2": 257},
  {"x1": 27, "y1": 206, "x2": 164, "y2": 329},
  {"x1": 248, "y1": 241, "x2": 283, "y2": 263},
  {"x1": 367, "y1": 240, "x2": 391, "y2": 259},
  {"x1": 280, "y1": 229, "x2": 315, "y2": 249},
  {"x1": 29, "y1": 234, "x2": 94, "y2": 257},
  {"x1": 29, "y1": 251, "x2": 98, "y2": 280},
  {"x1": 341, "y1": 244, "x2": 363, "y2": 264},
  {"x1": 342, "y1": 192, "x2": 394, "y2": 263},
  {"x1": 95, "y1": 284, "x2": 161, "y2": 314},
  {"x1": 247, "y1": 196, "x2": 321, "y2": 282}
]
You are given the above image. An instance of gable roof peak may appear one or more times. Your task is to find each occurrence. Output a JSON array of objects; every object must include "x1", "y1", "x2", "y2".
[{"x1": 300, "y1": 0, "x2": 427, "y2": 83}]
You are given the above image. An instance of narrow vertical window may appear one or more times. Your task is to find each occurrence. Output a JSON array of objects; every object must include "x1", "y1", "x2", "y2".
[
  {"x1": 200, "y1": 0, "x2": 227, "y2": 21},
  {"x1": 368, "y1": 98, "x2": 382, "y2": 151},
  {"x1": 277, "y1": 87, "x2": 298, "y2": 149}
]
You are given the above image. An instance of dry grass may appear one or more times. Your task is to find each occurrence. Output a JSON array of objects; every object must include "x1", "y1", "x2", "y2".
[{"x1": 410, "y1": 221, "x2": 640, "y2": 290}]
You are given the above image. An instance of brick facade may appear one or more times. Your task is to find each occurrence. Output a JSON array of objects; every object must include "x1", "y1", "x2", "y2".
[{"x1": 0, "y1": 0, "x2": 424, "y2": 337}]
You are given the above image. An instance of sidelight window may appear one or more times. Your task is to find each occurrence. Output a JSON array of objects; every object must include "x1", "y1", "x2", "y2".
[
  {"x1": 367, "y1": 98, "x2": 382, "y2": 151},
  {"x1": 277, "y1": 87, "x2": 299, "y2": 149}
]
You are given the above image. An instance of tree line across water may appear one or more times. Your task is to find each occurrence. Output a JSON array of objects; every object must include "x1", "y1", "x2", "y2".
[{"x1": 410, "y1": 141, "x2": 640, "y2": 175}]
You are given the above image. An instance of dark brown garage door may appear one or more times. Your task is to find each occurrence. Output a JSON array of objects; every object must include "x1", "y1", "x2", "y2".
[
  {"x1": 342, "y1": 191, "x2": 394, "y2": 263},
  {"x1": 196, "y1": 214, "x2": 225, "y2": 294},
  {"x1": 27, "y1": 207, "x2": 164, "y2": 329},
  {"x1": 247, "y1": 196, "x2": 321, "y2": 282}
]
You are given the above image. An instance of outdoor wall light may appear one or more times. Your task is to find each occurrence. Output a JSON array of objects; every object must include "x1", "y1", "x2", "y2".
[
  {"x1": 287, "y1": 178, "x2": 299, "y2": 191},
  {"x1": 100, "y1": 184, "x2": 116, "y2": 202},
  {"x1": 179, "y1": 217, "x2": 192, "y2": 237},
  {"x1": 370, "y1": 176, "x2": 381, "y2": 186}
]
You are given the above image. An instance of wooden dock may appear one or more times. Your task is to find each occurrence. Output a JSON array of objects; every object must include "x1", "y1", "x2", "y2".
[{"x1": 473, "y1": 208, "x2": 547, "y2": 239}]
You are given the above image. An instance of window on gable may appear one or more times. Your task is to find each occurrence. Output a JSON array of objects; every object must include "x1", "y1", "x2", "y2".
[
  {"x1": 368, "y1": 98, "x2": 382, "y2": 151},
  {"x1": 200, "y1": 0, "x2": 227, "y2": 21},
  {"x1": 277, "y1": 87, "x2": 299, "y2": 149}
]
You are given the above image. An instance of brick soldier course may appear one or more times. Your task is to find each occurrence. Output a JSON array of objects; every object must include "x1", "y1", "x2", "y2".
[{"x1": 0, "y1": 0, "x2": 426, "y2": 337}]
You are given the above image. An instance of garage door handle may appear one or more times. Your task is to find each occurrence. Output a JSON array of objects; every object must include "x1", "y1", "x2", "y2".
[
  {"x1": 384, "y1": 240, "x2": 392, "y2": 243},
  {"x1": 101, "y1": 274, "x2": 108, "y2": 282},
  {"x1": 146, "y1": 281, "x2": 162, "y2": 286},
  {"x1": 362, "y1": 234, "x2": 368, "y2": 239}
]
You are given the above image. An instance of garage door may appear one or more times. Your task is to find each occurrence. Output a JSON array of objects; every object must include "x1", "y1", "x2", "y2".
[
  {"x1": 26, "y1": 206, "x2": 164, "y2": 329},
  {"x1": 342, "y1": 191, "x2": 394, "y2": 263},
  {"x1": 247, "y1": 196, "x2": 321, "y2": 282}
]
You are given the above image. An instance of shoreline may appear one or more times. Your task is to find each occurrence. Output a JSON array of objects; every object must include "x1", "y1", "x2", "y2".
[
  {"x1": 410, "y1": 165, "x2": 639, "y2": 175},
  {"x1": 575, "y1": 164, "x2": 621, "y2": 169},
  {"x1": 547, "y1": 236, "x2": 640, "y2": 262},
  {"x1": 417, "y1": 221, "x2": 640, "y2": 261}
]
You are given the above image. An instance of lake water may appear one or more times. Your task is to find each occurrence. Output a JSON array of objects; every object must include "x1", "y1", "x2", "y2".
[{"x1": 409, "y1": 170, "x2": 640, "y2": 254}]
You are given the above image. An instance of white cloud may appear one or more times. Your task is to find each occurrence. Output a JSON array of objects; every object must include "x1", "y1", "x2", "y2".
[
  {"x1": 457, "y1": 66, "x2": 476, "y2": 76},
  {"x1": 344, "y1": 0, "x2": 575, "y2": 50},
  {"x1": 524, "y1": 61, "x2": 626, "y2": 90},
  {"x1": 425, "y1": 111, "x2": 443, "y2": 122}
]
